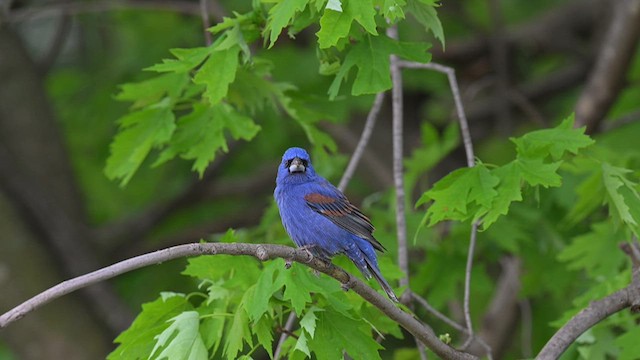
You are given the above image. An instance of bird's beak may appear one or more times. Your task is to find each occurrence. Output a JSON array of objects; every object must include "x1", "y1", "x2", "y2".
[{"x1": 289, "y1": 157, "x2": 306, "y2": 173}]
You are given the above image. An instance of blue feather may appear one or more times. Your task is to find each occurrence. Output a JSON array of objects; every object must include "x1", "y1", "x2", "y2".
[{"x1": 275, "y1": 147, "x2": 398, "y2": 302}]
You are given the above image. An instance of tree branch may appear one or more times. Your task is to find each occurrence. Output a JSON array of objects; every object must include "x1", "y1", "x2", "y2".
[
  {"x1": 387, "y1": 25, "x2": 410, "y2": 301},
  {"x1": 574, "y1": 0, "x2": 640, "y2": 132},
  {"x1": 0, "y1": 242, "x2": 477, "y2": 360},
  {"x1": 537, "y1": 242, "x2": 640, "y2": 359}
]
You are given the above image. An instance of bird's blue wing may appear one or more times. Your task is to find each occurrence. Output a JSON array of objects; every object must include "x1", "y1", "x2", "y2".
[{"x1": 303, "y1": 183, "x2": 385, "y2": 252}]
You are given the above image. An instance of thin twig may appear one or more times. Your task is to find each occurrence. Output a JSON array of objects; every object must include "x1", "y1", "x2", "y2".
[
  {"x1": 386, "y1": 25, "x2": 410, "y2": 299},
  {"x1": 0, "y1": 242, "x2": 477, "y2": 360},
  {"x1": 399, "y1": 60, "x2": 479, "y2": 348},
  {"x1": 199, "y1": 0, "x2": 212, "y2": 46},
  {"x1": 413, "y1": 293, "x2": 493, "y2": 359},
  {"x1": 273, "y1": 311, "x2": 297, "y2": 359},
  {"x1": 398, "y1": 61, "x2": 475, "y2": 167},
  {"x1": 461, "y1": 222, "x2": 479, "y2": 348},
  {"x1": 337, "y1": 92, "x2": 386, "y2": 192},
  {"x1": 412, "y1": 293, "x2": 466, "y2": 332}
]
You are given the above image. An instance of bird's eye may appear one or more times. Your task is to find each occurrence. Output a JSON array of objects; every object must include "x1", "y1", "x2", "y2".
[
  {"x1": 301, "y1": 159, "x2": 308, "y2": 167},
  {"x1": 285, "y1": 159, "x2": 292, "y2": 168}
]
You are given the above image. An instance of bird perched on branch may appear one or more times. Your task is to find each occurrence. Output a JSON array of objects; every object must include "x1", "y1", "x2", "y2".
[{"x1": 274, "y1": 147, "x2": 398, "y2": 302}]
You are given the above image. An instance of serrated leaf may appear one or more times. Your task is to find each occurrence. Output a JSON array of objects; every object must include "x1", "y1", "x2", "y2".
[
  {"x1": 615, "y1": 325, "x2": 640, "y2": 360},
  {"x1": 602, "y1": 162, "x2": 640, "y2": 228},
  {"x1": 417, "y1": 165, "x2": 499, "y2": 226},
  {"x1": 109, "y1": 296, "x2": 193, "y2": 360},
  {"x1": 282, "y1": 263, "x2": 340, "y2": 314},
  {"x1": 516, "y1": 157, "x2": 562, "y2": 187},
  {"x1": 407, "y1": 0, "x2": 444, "y2": 47},
  {"x1": 198, "y1": 298, "x2": 229, "y2": 355},
  {"x1": 566, "y1": 168, "x2": 605, "y2": 224},
  {"x1": 512, "y1": 114, "x2": 594, "y2": 160},
  {"x1": 557, "y1": 221, "x2": 626, "y2": 277},
  {"x1": 253, "y1": 315, "x2": 274, "y2": 359},
  {"x1": 223, "y1": 295, "x2": 252, "y2": 360},
  {"x1": 294, "y1": 331, "x2": 311, "y2": 357},
  {"x1": 154, "y1": 103, "x2": 260, "y2": 177},
  {"x1": 482, "y1": 161, "x2": 523, "y2": 229},
  {"x1": 105, "y1": 102, "x2": 176, "y2": 186},
  {"x1": 149, "y1": 311, "x2": 207, "y2": 360},
  {"x1": 116, "y1": 73, "x2": 189, "y2": 109},
  {"x1": 145, "y1": 47, "x2": 213, "y2": 73},
  {"x1": 307, "y1": 310, "x2": 382, "y2": 360},
  {"x1": 317, "y1": 9, "x2": 353, "y2": 48},
  {"x1": 328, "y1": 35, "x2": 430, "y2": 98},
  {"x1": 265, "y1": 0, "x2": 309, "y2": 47},
  {"x1": 245, "y1": 260, "x2": 286, "y2": 321},
  {"x1": 299, "y1": 307, "x2": 321, "y2": 338},
  {"x1": 383, "y1": 0, "x2": 406, "y2": 22},
  {"x1": 348, "y1": 0, "x2": 378, "y2": 35},
  {"x1": 194, "y1": 45, "x2": 241, "y2": 105}
]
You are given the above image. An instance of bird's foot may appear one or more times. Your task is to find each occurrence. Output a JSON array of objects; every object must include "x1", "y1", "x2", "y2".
[
  {"x1": 298, "y1": 245, "x2": 316, "y2": 264},
  {"x1": 340, "y1": 276, "x2": 357, "y2": 293},
  {"x1": 284, "y1": 259, "x2": 293, "y2": 269},
  {"x1": 312, "y1": 269, "x2": 321, "y2": 277}
]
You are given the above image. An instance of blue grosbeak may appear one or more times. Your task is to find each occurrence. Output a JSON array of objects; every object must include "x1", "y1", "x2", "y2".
[{"x1": 275, "y1": 147, "x2": 398, "y2": 301}]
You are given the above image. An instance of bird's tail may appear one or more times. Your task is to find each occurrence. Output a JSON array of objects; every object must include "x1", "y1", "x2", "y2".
[{"x1": 364, "y1": 258, "x2": 399, "y2": 302}]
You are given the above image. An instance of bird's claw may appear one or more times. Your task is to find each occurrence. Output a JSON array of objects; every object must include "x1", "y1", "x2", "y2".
[
  {"x1": 298, "y1": 245, "x2": 316, "y2": 264},
  {"x1": 284, "y1": 260, "x2": 292, "y2": 269}
]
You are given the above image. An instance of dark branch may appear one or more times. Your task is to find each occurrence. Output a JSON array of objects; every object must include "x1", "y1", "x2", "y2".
[
  {"x1": 574, "y1": 0, "x2": 640, "y2": 132},
  {"x1": 537, "y1": 243, "x2": 640, "y2": 359}
]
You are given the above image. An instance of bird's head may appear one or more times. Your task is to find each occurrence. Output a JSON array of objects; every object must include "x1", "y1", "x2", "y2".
[{"x1": 276, "y1": 147, "x2": 316, "y2": 184}]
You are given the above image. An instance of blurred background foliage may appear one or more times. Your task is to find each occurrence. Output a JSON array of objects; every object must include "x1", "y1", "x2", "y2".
[{"x1": 1, "y1": 0, "x2": 640, "y2": 359}]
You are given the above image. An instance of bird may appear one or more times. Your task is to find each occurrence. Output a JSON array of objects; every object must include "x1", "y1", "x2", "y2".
[{"x1": 274, "y1": 147, "x2": 398, "y2": 302}]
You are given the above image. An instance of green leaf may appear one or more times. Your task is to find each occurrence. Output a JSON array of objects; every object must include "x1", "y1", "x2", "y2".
[
  {"x1": 317, "y1": 9, "x2": 353, "y2": 49},
  {"x1": 154, "y1": 103, "x2": 260, "y2": 177},
  {"x1": 615, "y1": 325, "x2": 640, "y2": 360},
  {"x1": 253, "y1": 315, "x2": 274, "y2": 359},
  {"x1": 294, "y1": 331, "x2": 311, "y2": 357},
  {"x1": 105, "y1": 102, "x2": 176, "y2": 186},
  {"x1": 307, "y1": 310, "x2": 382, "y2": 360},
  {"x1": 116, "y1": 73, "x2": 189, "y2": 109},
  {"x1": 382, "y1": 0, "x2": 406, "y2": 23},
  {"x1": 265, "y1": 0, "x2": 309, "y2": 47},
  {"x1": 245, "y1": 260, "x2": 285, "y2": 321},
  {"x1": 566, "y1": 168, "x2": 605, "y2": 224},
  {"x1": 193, "y1": 45, "x2": 241, "y2": 105},
  {"x1": 557, "y1": 221, "x2": 627, "y2": 277},
  {"x1": 347, "y1": 0, "x2": 378, "y2": 36},
  {"x1": 198, "y1": 298, "x2": 229, "y2": 355},
  {"x1": 417, "y1": 165, "x2": 499, "y2": 226},
  {"x1": 406, "y1": 0, "x2": 444, "y2": 48},
  {"x1": 516, "y1": 157, "x2": 562, "y2": 187},
  {"x1": 328, "y1": 35, "x2": 430, "y2": 98},
  {"x1": 145, "y1": 47, "x2": 213, "y2": 73},
  {"x1": 223, "y1": 295, "x2": 252, "y2": 360},
  {"x1": 482, "y1": 161, "x2": 523, "y2": 229},
  {"x1": 109, "y1": 295, "x2": 193, "y2": 360},
  {"x1": 299, "y1": 307, "x2": 321, "y2": 338},
  {"x1": 512, "y1": 114, "x2": 594, "y2": 160},
  {"x1": 602, "y1": 162, "x2": 640, "y2": 229},
  {"x1": 149, "y1": 311, "x2": 208, "y2": 360}
]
